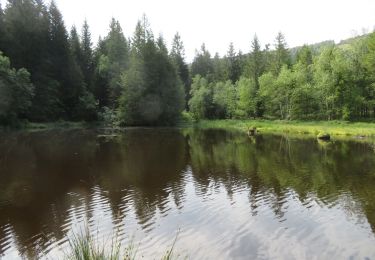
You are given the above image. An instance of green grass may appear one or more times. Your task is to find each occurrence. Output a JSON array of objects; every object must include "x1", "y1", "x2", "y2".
[
  {"x1": 189, "y1": 119, "x2": 375, "y2": 137},
  {"x1": 65, "y1": 228, "x2": 181, "y2": 260}
]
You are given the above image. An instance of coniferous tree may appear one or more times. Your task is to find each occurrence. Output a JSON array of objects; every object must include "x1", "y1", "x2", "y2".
[
  {"x1": 1, "y1": 1, "x2": 375, "y2": 125},
  {"x1": 249, "y1": 35, "x2": 264, "y2": 89},
  {"x1": 81, "y1": 20, "x2": 94, "y2": 91},
  {"x1": 170, "y1": 32, "x2": 190, "y2": 109},
  {"x1": 0, "y1": 3, "x2": 6, "y2": 52},
  {"x1": 243, "y1": 35, "x2": 265, "y2": 116},
  {"x1": 95, "y1": 18, "x2": 129, "y2": 107},
  {"x1": 225, "y1": 42, "x2": 242, "y2": 83},
  {"x1": 191, "y1": 43, "x2": 214, "y2": 80},
  {"x1": 263, "y1": 43, "x2": 273, "y2": 73},
  {"x1": 119, "y1": 17, "x2": 184, "y2": 125},
  {"x1": 3, "y1": 0, "x2": 60, "y2": 121},
  {"x1": 69, "y1": 26, "x2": 83, "y2": 64},
  {"x1": 48, "y1": 0, "x2": 84, "y2": 119},
  {"x1": 3, "y1": 0, "x2": 50, "y2": 72},
  {"x1": 69, "y1": 25, "x2": 97, "y2": 121},
  {"x1": 272, "y1": 32, "x2": 290, "y2": 75},
  {"x1": 212, "y1": 52, "x2": 227, "y2": 82}
]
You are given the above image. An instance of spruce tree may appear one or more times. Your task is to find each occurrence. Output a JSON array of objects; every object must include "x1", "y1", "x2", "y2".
[
  {"x1": 249, "y1": 35, "x2": 264, "y2": 89},
  {"x1": 191, "y1": 43, "x2": 213, "y2": 80},
  {"x1": 171, "y1": 33, "x2": 190, "y2": 109},
  {"x1": 69, "y1": 26, "x2": 82, "y2": 63},
  {"x1": 119, "y1": 17, "x2": 184, "y2": 125},
  {"x1": 95, "y1": 18, "x2": 129, "y2": 107},
  {"x1": 225, "y1": 42, "x2": 242, "y2": 83},
  {"x1": 48, "y1": 0, "x2": 84, "y2": 119},
  {"x1": 81, "y1": 20, "x2": 94, "y2": 91},
  {"x1": 0, "y1": 3, "x2": 6, "y2": 52},
  {"x1": 273, "y1": 32, "x2": 290, "y2": 75}
]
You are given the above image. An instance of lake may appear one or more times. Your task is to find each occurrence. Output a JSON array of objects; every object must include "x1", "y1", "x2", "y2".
[{"x1": 0, "y1": 128, "x2": 375, "y2": 259}]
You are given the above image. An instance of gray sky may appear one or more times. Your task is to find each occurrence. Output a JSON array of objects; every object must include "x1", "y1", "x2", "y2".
[{"x1": 4, "y1": 0, "x2": 375, "y2": 61}]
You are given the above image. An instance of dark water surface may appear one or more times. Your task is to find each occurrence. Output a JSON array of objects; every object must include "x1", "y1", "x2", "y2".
[{"x1": 0, "y1": 128, "x2": 375, "y2": 259}]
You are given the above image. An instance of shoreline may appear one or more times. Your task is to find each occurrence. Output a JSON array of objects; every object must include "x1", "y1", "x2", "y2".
[
  {"x1": 2, "y1": 119, "x2": 375, "y2": 138},
  {"x1": 189, "y1": 119, "x2": 375, "y2": 138}
]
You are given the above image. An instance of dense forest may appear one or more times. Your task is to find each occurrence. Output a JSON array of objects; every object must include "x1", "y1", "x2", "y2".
[{"x1": 0, "y1": 0, "x2": 374, "y2": 127}]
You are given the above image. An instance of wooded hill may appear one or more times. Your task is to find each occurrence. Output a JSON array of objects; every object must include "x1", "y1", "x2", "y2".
[{"x1": 0, "y1": 0, "x2": 374, "y2": 126}]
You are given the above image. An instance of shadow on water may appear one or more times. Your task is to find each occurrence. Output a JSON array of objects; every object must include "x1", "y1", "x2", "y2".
[{"x1": 0, "y1": 128, "x2": 374, "y2": 259}]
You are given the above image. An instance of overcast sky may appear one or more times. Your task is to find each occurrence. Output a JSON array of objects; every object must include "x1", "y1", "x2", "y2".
[{"x1": 4, "y1": 0, "x2": 375, "y2": 61}]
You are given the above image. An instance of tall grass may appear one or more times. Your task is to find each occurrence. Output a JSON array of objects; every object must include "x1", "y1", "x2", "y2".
[{"x1": 64, "y1": 227, "x2": 180, "y2": 260}]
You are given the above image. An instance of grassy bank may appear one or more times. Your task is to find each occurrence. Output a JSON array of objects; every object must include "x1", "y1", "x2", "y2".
[
  {"x1": 3, "y1": 118, "x2": 375, "y2": 138},
  {"x1": 191, "y1": 119, "x2": 375, "y2": 137}
]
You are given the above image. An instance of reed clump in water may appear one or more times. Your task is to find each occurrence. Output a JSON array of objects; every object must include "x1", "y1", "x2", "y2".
[{"x1": 65, "y1": 227, "x2": 180, "y2": 260}]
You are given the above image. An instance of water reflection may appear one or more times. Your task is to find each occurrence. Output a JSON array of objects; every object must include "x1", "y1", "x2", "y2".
[{"x1": 0, "y1": 128, "x2": 374, "y2": 259}]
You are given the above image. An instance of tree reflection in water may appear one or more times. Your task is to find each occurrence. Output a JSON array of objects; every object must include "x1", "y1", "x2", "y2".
[{"x1": 0, "y1": 129, "x2": 374, "y2": 259}]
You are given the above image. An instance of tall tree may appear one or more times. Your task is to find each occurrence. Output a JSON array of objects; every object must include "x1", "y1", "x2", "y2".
[
  {"x1": 363, "y1": 32, "x2": 375, "y2": 117},
  {"x1": 69, "y1": 26, "x2": 83, "y2": 64},
  {"x1": 296, "y1": 45, "x2": 313, "y2": 66},
  {"x1": 48, "y1": 0, "x2": 84, "y2": 118},
  {"x1": 81, "y1": 20, "x2": 94, "y2": 91},
  {"x1": 3, "y1": 0, "x2": 62, "y2": 121},
  {"x1": 225, "y1": 42, "x2": 242, "y2": 83},
  {"x1": 0, "y1": 2, "x2": 6, "y2": 52},
  {"x1": 272, "y1": 32, "x2": 290, "y2": 75},
  {"x1": 249, "y1": 35, "x2": 264, "y2": 89},
  {"x1": 212, "y1": 52, "x2": 227, "y2": 82},
  {"x1": 69, "y1": 25, "x2": 97, "y2": 121},
  {"x1": 244, "y1": 35, "x2": 265, "y2": 117},
  {"x1": 3, "y1": 0, "x2": 50, "y2": 73},
  {"x1": 191, "y1": 43, "x2": 213, "y2": 80},
  {"x1": 132, "y1": 14, "x2": 153, "y2": 53},
  {"x1": 119, "y1": 16, "x2": 184, "y2": 125},
  {"x1": 170, "y1": 32, "x2": 190, "y2": 109},
  {"x1": 94, "y1": 18, "x2": 129, "y2": 107}
]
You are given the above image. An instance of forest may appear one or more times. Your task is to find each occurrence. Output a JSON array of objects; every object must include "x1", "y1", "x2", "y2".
[{"x1": 0, "y1": 0, "x2": 375, "y2": 127}]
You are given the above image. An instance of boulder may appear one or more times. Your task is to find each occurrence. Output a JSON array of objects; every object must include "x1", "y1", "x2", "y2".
[{"x1": 317, "y1": 132, "x2": 330, "y2": 141}]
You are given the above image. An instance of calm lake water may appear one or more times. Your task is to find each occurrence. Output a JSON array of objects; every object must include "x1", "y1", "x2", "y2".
[{"x1": 0, "y1": 128, "x2": 375, "y2": 259}]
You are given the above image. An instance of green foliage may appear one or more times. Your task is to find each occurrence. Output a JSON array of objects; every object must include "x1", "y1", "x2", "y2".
[
  {"x1": 244, "y1": 35, "x2": 264, "y2": 90},
  {"x1": 191, "y1": 43, "x2": 214, "y2": 80},
  {"x1": 224, "y1": 42, "x2": 242, "y2": 83},
  {"x1": 0, "y1": 52, "x2": 34, "y2": 125},
  {"x1": 94, "y1": 18, "x2": 129, "y2": 108},
  {"x1": 76, "y1": 91, "x2": 97, "y2": 121},
  {"x1": 212, "y1": 53, "x2": 228, "y2": 82},
  {"x1": 118, "y1": 18, "x2": 184, "y2": 126},
  {"x1": 212, "y1": 80, "x2": 236, "y2": 118},
  {"x1": 1, "y1": 0, "x2": 375, "y2": 126},
  {"x1": 81, "y1": 20, "x2": 94, "y2": 91},
  {"x1": 170, "y1": 33, "x2": 190, "y2": 109},
  {"x1": 98, "y1": 106, "x2": 119, "y2": 127},
  {"x1": 236, "y1": 77, "x2": 257, "y2": 118},
  {"x1": 188, "y1": 75, "x2": 212, "y2": 120},
  {"x1": 272, "y1": 32, "x2": 291, "y2": 74}
]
